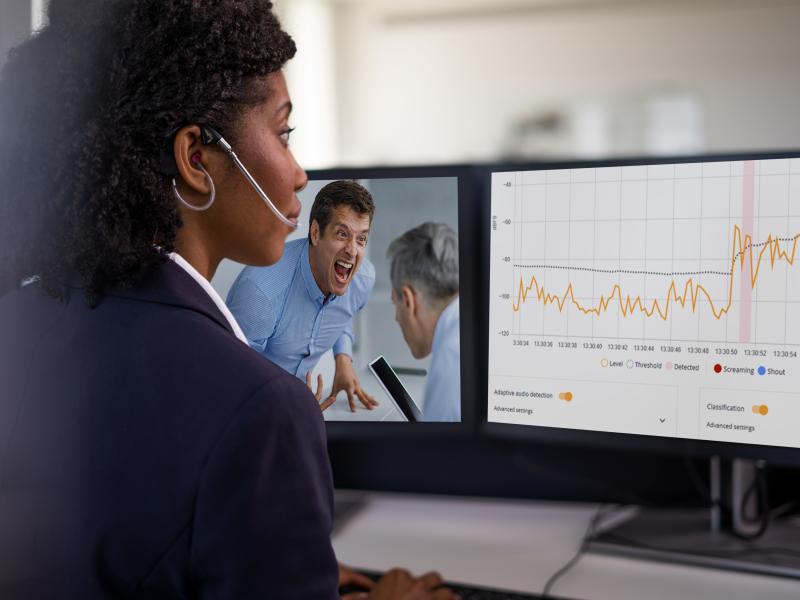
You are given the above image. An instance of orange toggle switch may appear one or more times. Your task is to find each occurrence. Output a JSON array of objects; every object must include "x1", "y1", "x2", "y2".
[
  {"x1": 559, "y1": 391, "x2": 573, "y2": 402},
  {"x1": 752, "y1": 404, "x2": 769, "y2": 415}
]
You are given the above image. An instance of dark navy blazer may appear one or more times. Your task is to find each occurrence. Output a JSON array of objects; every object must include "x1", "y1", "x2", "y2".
[{"x1": 0, "y1": 260, "x2": 339, "y2": 599}]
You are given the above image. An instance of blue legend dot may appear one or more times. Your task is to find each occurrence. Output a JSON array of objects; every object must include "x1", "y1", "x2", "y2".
[{"x1": 758, "y1": 366, "x2": 766, "y2": 376}]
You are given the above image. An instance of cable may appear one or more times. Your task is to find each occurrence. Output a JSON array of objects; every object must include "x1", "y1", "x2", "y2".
[
  {"x1": 682, "y1": 446, "x2": 714, "y2": 506},
  {"x1": 541, "y1": 503, "x2": 614, "y2": 599},
  {"x1": 730, "y1": 460, "x2": 770, "y2": 541},
  {"x1": 681, "y1": 454, "x2": 774, "y2": 542},
  {"x1": 740, "y1": 475, "x2": 760, "y2": 524}
]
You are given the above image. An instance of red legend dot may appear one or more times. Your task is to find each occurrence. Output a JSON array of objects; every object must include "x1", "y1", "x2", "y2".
[{"x1": 714, "y1": 364, "x2": 723, "y2": 373}]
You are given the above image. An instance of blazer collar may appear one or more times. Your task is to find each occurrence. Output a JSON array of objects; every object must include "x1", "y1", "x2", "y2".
[{"x1": 105, "y1": 259, "x2": 234, "y2": 336}]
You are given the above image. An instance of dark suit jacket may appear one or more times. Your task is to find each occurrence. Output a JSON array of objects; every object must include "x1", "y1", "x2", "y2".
[{"x1": 0, "y1": 261, "x2": 339, "y2": 599}]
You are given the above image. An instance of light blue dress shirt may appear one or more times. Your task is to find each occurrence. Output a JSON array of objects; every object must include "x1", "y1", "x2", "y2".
[
  {"x1": 226, "y1": 238, "x2": 375, "y2": 379},
  {"x1": 422, "y1": 297, "x2": 461, "y2": 422}
]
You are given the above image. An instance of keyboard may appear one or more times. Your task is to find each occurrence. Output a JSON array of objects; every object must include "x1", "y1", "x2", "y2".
[{"x1": 340, "y1": 569, "x2": 550, "y2": 599}]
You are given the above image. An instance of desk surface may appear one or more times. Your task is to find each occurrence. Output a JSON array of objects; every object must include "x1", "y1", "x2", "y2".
[{"x1": 331, "y1": 492, "x2": 800, "y2": 599}]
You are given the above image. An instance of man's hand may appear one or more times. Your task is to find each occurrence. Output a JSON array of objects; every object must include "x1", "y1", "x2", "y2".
[
  {"x1": 305, "y1": 371, "x2": 336, "y2": 411},
  {"x1": 329, "y1": 354, "x2": 379, "y2": 413}
]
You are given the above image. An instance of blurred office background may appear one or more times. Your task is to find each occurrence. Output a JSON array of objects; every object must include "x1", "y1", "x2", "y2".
[
  {"x1": 3, "y1": 0, "x2": 800, "y2": 169},
  {"x1": 278, "y1": 0, "x2": 800, "y2": 168},
  {"x1": 4, "y1": 0, "x2": 800, "y2": 496}
]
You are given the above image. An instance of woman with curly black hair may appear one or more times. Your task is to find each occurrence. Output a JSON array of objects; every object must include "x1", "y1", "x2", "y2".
[{"x1": 0, "y1": 1, "x2": 454, "y2": 598}]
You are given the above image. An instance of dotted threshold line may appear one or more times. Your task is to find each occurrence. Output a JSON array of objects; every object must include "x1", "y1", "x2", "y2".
[
  {"x1": 513, "y1": 236, "x2": 799, "y2": 278},
  {"x1": 513, "y1": 264, "x2": 730, "y2": 276}
]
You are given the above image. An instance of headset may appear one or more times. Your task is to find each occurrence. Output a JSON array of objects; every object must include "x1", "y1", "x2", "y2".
[{"x1": 160, "y1": 124, "x2": 299, "y2": 229}]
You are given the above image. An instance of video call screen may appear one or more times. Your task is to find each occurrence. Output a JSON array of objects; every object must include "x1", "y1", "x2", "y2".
[
  {"x1": 303, "y1": 176, "x2": 461, "y2": 423},
  {"x1": 213, "y1": 175, "x2": 462, "y2": 424}
]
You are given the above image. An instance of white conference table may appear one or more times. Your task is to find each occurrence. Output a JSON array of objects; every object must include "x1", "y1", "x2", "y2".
[
  {"x1": 322, "y1": 365, "x2": 426, "y2": 422},
  {"x1": 331, "y1": 491, "x2": 800, "y2": 599}
]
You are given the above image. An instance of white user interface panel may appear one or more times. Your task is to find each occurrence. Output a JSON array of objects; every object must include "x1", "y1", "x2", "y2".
[{"x1": 488, "y1": 158, "x2": 800, "y2": 448}]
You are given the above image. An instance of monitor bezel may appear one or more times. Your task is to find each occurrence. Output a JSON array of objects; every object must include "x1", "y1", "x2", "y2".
[
  {"x1": 305, "y1": 164, "x2": 481, "y2": 440},
  {"x1": 478, "y1": 149, "x2": 800, "y2": 465}
]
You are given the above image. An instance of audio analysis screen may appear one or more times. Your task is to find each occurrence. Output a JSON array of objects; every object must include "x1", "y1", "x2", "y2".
[{"x1": 488, "y1": 157, "x2": 800, "y2": 448}]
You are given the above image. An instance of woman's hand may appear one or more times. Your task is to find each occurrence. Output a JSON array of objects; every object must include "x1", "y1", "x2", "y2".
[
  {"x1": 339, "y1": 563, "x2": 376, "y2": 599},
  {"x1": 366, "y1": 569, "x2": 459, "y2": 600}
]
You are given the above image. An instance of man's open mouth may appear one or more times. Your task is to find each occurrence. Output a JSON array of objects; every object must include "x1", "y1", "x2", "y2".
[{"x1": 333, "y1": 259, "x2": 353, "y2": 283}]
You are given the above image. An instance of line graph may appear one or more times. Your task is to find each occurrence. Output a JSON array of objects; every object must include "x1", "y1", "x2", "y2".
[
  {"x1": 490, "y1": 158, "x2": 800, "y2": 346},
  {"x1": 511, "y1": 226, "x2": 800, "y2": 321}
]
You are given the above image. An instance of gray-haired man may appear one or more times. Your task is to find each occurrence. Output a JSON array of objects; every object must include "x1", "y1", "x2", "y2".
[{"x1": 387, "y1": 222, "x2": 460, "y2": 422}]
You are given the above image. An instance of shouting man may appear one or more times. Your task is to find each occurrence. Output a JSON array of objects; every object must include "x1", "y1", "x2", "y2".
[{"x1": 227, "y1": 180, "x2": 378, "y2": 411}]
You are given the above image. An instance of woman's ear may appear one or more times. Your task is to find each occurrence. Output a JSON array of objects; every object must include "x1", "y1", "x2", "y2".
[{"x1": 173, "y1": 125, "x2": 212, "y2": 195}]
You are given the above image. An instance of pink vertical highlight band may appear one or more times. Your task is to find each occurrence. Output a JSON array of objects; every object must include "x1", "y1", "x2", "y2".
[{"x1": 738, "y1": 161, "x2": 755, "y2": 343}]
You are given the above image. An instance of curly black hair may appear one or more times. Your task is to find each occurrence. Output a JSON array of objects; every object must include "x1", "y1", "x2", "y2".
[{"x1": 0, "y1": 0, "x2": 296, "y2": 304}]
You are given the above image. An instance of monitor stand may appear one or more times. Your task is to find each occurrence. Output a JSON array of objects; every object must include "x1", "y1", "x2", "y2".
[{"x1": 589, "y1": 457, "x2": 800, "y2": 579}]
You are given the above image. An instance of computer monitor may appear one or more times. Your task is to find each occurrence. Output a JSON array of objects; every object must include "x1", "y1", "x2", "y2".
[
  {"x1": 306, "y1": 166, "x2": 481, "y2": 435},
  {"x1": 483, "y1": 151, "x2": 800, "y2": 460},
  {"x1": 481, "y1": 150, "x2": 800, "y2": 577},
  {"x1": 213, "y1": 164, "x2": 480, "y2": 437}
]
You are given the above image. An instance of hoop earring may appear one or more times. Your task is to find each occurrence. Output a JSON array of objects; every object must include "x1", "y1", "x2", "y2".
[{"x1": 172, "y1": 163, "x2": 216, "y2": 211}]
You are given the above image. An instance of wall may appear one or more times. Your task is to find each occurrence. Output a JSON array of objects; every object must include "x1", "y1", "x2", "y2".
[
  {"x1": 0, "y1": 0, "x2": 32, "y2": 69},
  {"x1": 7, "y1": 1, "x2": 798, "y2": 167},
  {"x1": 322, "y1": 0, "x2": 800, "y2": 166}
]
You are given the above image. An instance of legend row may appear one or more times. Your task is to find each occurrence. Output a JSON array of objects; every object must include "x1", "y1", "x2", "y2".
[{"x1": 597, "y1": 358, "x2": 787, "y2": 377}]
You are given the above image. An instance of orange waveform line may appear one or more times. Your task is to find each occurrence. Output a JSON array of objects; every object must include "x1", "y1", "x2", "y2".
[{"x1": 511, "y1": 225, "x2": 800, "y2": 321}]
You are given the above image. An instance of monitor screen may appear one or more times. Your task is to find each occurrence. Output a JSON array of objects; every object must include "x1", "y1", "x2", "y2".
[
  {"x1": 214, "y1": 167, "x2": 468, "y2": 427},
  {"x1": 487, "y1": 155, "x2": 800, "y2": 450}
]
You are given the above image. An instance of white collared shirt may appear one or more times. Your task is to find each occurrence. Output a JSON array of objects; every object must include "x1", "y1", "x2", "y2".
[{"x1": 167, "y1": 253, "x2": 249, "y2": 345}]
